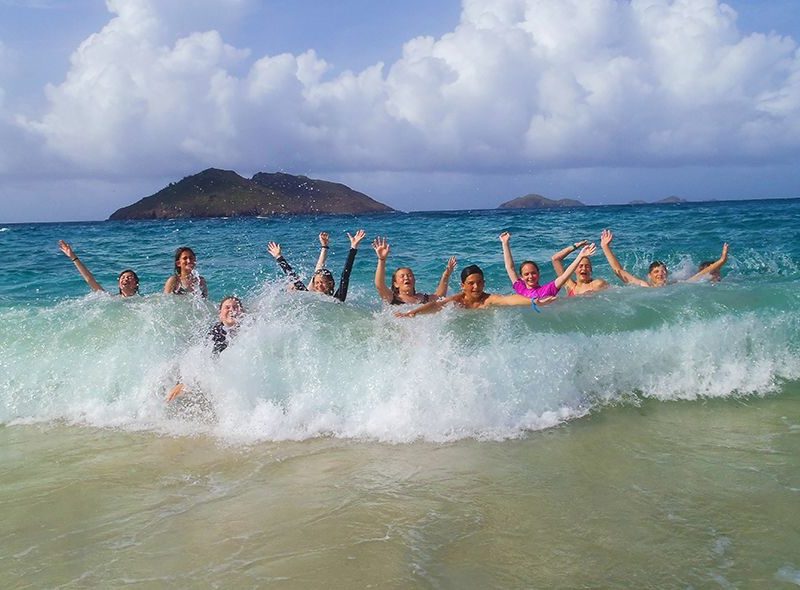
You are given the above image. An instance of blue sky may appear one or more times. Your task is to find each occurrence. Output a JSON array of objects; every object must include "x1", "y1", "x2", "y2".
[{"x1": 1, "y1": 0, "x2": 799, "y2": 222}]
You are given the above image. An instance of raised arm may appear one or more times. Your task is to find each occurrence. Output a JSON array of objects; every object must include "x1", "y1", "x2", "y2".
[
  {"x1": 307, "y1": 232, "x2": 330, "y2": 288},
  {"x1": 333, "y1": 229, "x2": 366, "y2": 302},
  {"x1": 433, "y1": 256, "x2": 457, "y2": 298},
  {"x1": 267, "y1": 242, "x2": 307, "y2": 291},
  {"x1": 499, "y1": 232, "x2": 519, "y2": 284},
  {"x1": 688, "y1": 243, "x2": 729, "y2": 282},
  {"x1": 551, "y1": 240, "x2": 589, "y2": 277},
  {"x1": 600, "y1": 229, "x2": 649, "y2": 287},
  {"x1": 59, "y1": 240, "x2": 104, "y2": 292},
  {"x1": 372, "y1": 236, "x2": 394, "y2": 303},
  {"x1": 554, "y1": 244, "x2": 596, "y2": 290}
]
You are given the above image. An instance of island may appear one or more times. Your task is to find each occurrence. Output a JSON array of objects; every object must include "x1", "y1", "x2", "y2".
[
  {"x1": 497, "y1": 193, "x2": 585, "y2": 209},
  {"x1": 108, "y1": 168, "x2": 394, "y2": 220},
  {"x1": 627, "y1": 196, "x2": 688, "y2": 205}
]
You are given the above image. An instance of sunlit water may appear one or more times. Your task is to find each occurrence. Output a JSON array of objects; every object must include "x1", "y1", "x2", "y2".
[{"x1": 1, "y1": 200, "x2": 799, "y2": 587}]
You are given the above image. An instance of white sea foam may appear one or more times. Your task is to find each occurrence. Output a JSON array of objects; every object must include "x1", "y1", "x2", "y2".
[{"x1": 1, "y1": 284, "x2": 798, "y2": 442}]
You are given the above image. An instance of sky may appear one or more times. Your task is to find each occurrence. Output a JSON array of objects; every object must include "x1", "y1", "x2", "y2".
[{"x1": 1, "y1": 0, "x2": 799, "y2": 222}]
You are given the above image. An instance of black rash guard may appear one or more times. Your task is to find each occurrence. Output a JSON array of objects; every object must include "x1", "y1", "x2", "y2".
[{"x1": 274, "y1": 248, "x2": 358, "y2": 302}]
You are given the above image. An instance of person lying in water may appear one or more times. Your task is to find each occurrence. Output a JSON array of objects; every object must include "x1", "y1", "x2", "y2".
[
  {"x1": 395, "y1": 265, "x2": 540, "y2": 317},
  {"x1": 372, "y1": 236, "x2": 457, "y2": 304},
  {"x1": 268, "y1": 229, "x2": 366, "y2": 302},
  {"x1": 601, "y1": 229, "x2": 729, "y2": 287},
  {"x1": 166, "y1": 295, "x2": 243, "y2": 402},
  {"x1": 58, "y1": 240, "x2": 140, "y2": 297},
  {"x1": 689, "y1": 243, "x2": 730, "y2": 282},
  {"x1": 551, "y1": 239, "x2": 609, "y2": 296},
  {"x1": 164, "y1": 246, "x2": 208, "y2": 298},
  {"x1": 499, "y1": 231, "x2": 598, "y2": 300}
]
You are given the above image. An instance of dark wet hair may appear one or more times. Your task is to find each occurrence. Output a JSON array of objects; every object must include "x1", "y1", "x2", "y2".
[
  {"x1": 648, "y1": 261, "x2": 667, "y2": 273},
  {"x1": 391, "y1": 267, "x2": 415, "y2": 295},
  {"x1": 519, "y1": 260, "x2": 539, "y2": 274},
  {"x1": 313, "y1": 268, "x2": 335, "y2": 295},
  {"x1": 173, "y1": 247, "x2": 196, "y2": 275},
  {"x1": 117, "y1": 269, "x2": 139, "y2": 294},
  {"x1": 219, "y1": 295, "x2": 243, "y2": 312},
  {"x1": 698, "y1": 261, "x2": 713, "y2": 271},
  {"x1": 460, "y1": 264, "x2": 484, "y2": 283}
]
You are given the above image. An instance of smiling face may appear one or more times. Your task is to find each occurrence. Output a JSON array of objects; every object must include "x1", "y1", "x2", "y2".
[
  {"x1": 218, "y1": 297, "x2": 243, "y2": 327},
  {"x1": 519, "y1": 262, "x2": 540, "y2": 289},
  {"x1": 392, "y1": 267, "x2": 416, "y2": 294},
  {"x1": 117, "y1": 270, "x2": 139, "y2": 296},
  {"x1": 648, "y1": 263, "x2": 668, "y2": 287},
  {"x1": 575, "y1": 259, "x2": 593, "y2": 283},
  {"x1": 311, "y1": 271, "x2": 334, "y2": 295},
  {"x1": 174, "y1": 248, "x2": 196, "y2": 275},
  {"x1": 461, "y1": 272, "x2": 485, "y2": 300}
]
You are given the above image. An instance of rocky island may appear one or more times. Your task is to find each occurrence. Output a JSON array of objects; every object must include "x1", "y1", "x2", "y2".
[
  {"x1": 109, "y1": 168, "x2": 394, "y2": 220},
  {"x1": 497, "y1": 193, "x2": 585, "y2": 209}
]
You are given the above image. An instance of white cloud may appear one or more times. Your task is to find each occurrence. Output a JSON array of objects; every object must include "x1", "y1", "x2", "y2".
[{"x1": 12, "y1": 0, "x2": 800, "y2": 182}]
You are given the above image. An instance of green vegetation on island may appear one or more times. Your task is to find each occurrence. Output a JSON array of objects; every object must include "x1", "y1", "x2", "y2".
[{"x1": 108, "y1": 168, "x2": 394, "y2": 220}]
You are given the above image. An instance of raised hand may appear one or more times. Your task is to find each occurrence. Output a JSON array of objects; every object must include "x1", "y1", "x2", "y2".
[
  {"x1": 445, "y1": 256, "x2": 457, "y2": 274},
  {"x1": 348, "y1": 229, "x2": 366, "y2": 249},
  {"x1": 267, "y1": 242, "x2": 282, "y2": 259},
  {"x1": 58, "y1": 240, "x2": 75, "y2": 259},
  {"x1": 319, "y1": 232, "x2": 329, "y2": 247},
  {"x1": 578, "y1": 243, "x2": 597, "y2": 258},
  {"x1": 600, "y1": 229, "x2": 613, "y2": 247},
  {"x1": 373, "y1": 236, "x2": 390, "y2": 260},
  {"x1": 499, "y1": 231, "x2": 511, "y2": 244}
]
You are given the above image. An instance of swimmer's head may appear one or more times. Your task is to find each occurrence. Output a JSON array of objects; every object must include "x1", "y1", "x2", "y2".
[
  {"x1": 648, "y1": 261, "x2": 668, "y2": 286},
  {"x1": 392, "y1": 267, "x2": 416, "y2": 294},
  {"x1": 460, "y1": 264, "x2": 485, "y2": 296},
  {"x1": 174, "y1": 247, "x2": 197, "y2": 275},
  {"x1": 117, "y1": 269, "x2": 139, "y2": 296},
  {"x1": 311, "y1": 268, "x2": 335, "y2": 295},
  {"x1": 575, "y1": 258, "x2": 593, "y2": 282},
  {"x1": 219, "y1": 295, "x2": 243, "y2": 326},
  {"x1": 519, "y1": 260, "x2": 540, "y2": 288}
]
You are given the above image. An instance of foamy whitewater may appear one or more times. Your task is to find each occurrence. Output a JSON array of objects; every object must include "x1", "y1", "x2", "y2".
[
  {"x1": 1, "y1": 200, "x2": 799, "y2": 587},
  {"x1": 1, "y1": 201, "x2": 799, "y2": 442}
]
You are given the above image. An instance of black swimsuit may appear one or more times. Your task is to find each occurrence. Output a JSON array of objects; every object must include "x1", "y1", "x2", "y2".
[
  {"x1": 275, "y1": 248, "x2": 358, "y2": 302},
  {"x1": 390, "y1": 293, "x2": 431, "y2": 305},
  {"x1": 208, "y1": 322, "x2": 234, "y2": 355}
]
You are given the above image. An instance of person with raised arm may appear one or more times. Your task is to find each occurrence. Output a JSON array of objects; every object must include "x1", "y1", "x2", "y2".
[
  {"x1": 551, "y1": 239, "x2": 609, "y2": 296},
  {"x1": 166, "y1": 295, "x2": 243, "y2": 402},
  {"x1": 268, "y1": 229, "x2": 366, "y2": 302},
  {"x1": 372, "y1": 236, "x2": 457, "y2": 304},
  {"x1": 396, "y1": 265, "x2": 547, "y2": 318},
  {"x1": 689, "y1": 243, "x2": 730, "y2": 282},
  {"x1": 499, "y1": 231, "x2": 596, "y2": 300},
  {"x1": 163, "y1": 247, "x2": 208, "y2": 297},
  {"x1": 58, "y1": 240, "x2": 140, "y2": 297}
]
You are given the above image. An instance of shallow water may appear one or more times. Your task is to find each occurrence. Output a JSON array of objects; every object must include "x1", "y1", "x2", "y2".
[{"x1": 1, "y1": 199, "x2": 799, "y2": 586}]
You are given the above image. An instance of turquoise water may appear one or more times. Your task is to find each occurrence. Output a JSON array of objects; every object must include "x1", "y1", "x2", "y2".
[{"x1": 1, "y1": 200, "x2": 799, "y2": 587}]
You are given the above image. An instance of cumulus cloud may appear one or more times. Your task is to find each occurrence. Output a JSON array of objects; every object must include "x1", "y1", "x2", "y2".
[{"x1": 14, "y1": 0, "x2": 800, "y2": 180}]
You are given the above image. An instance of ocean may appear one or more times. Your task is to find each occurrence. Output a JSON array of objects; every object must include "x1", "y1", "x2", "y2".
[{"x1": 1, "y1": 200, "x2": 798, "y2": 588}]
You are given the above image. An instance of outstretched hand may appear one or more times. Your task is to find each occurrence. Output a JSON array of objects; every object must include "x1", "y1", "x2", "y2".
[
  {"x1": 499, "y1": 231, "x2": 511, "y2": 244},
  {"x1": 444, "y1": 256, "x2": 457, "y2": 274},
  {"x1": 720, "y1": 242, "x2": 729, "y2": 261},
  {"x1": 578, "y1": 243, "x2": 597, "y2": 258},
  {"x1": 318, "y1": 232, "x2": 329, "y2": 247},
  {"x1": 58, "y1": 240, "x2": 74, "y2": 259},
  {"x1": 373, "y1": 236, "x2": 390, "y2": 260},
  {"x1": 534, "y1": 296, "x2": 558, "y2": 306},
  {"x1": 600, "y1": 229, "x2": 613, "y2": 247},
  {"x1": 267, "y1": 242, "x2": 282, "y2": 259},
  {"x1": 348, "y1": 229, "x2": 366, "y2": 249}
]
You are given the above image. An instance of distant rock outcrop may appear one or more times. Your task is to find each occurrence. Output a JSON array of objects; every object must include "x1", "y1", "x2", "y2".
[
  {"x1": 498, "y1": 193, "x2": 585, "y2": 209},
  {"x1": 627, "y1": 196, "x2": 688, "y2": 205},
  {"x1": 108, "y1": 169, "x2": 394, "y2": 220}
]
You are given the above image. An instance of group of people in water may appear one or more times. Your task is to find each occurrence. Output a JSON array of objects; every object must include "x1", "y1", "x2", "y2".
[{"x1": 58, "y1": 230, "x2": 729, "y2": 400}]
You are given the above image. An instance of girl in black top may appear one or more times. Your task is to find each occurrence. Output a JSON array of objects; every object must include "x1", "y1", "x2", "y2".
[{"x1": 268, "y1": 229, "x2": 366, "y2": 302}]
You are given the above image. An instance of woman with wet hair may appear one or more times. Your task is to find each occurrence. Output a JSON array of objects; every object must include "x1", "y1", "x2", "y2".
[
  {"x1": 58, "y1": 240, "x2": 140, "y2": 297},
  {"x1": 268, "y1": 229, "x2": 366, "y2": 302},
  {"x1": 372, "y1": 236, "x2": 456, "y2": 304},
  {"x1": 164, "y1": 246, "x2": 208, "y2": 297},
  {"x1": 551, "y1": 239, "x2": 609, "y2": 296},
  {"x1": 166, "y1": 295, "x2": 243, "y2": 402}
]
